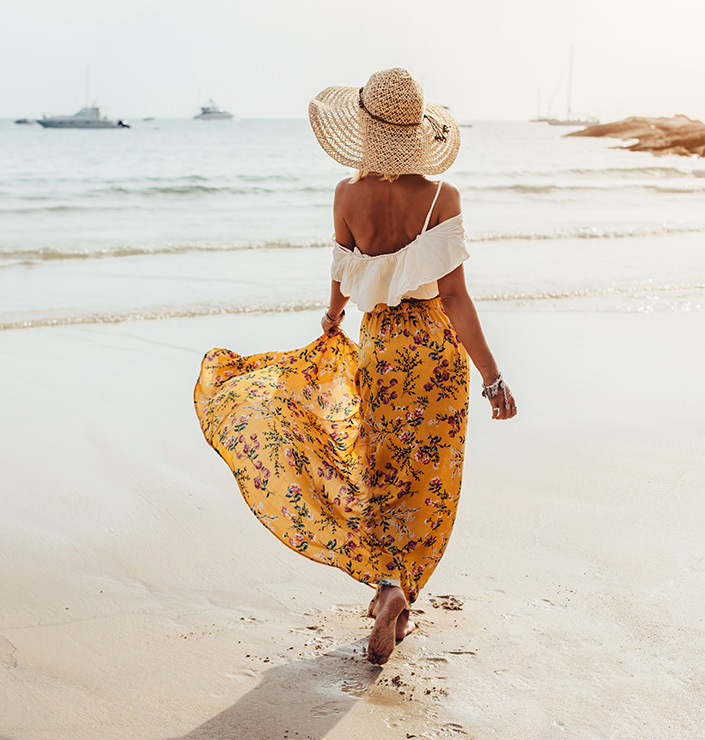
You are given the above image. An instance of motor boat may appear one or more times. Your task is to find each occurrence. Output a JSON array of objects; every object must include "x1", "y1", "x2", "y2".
[
  {"x1": 14, "y1": 118, "x2": 34, "y2": 125},
  {"x1": 37, "y1": 106, "x2": 129, "y2": 129},
  {"x1": 194, "y1": 100, "x2": 234, "y2": 120}
]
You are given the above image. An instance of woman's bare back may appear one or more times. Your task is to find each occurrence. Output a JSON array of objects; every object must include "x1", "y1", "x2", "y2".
[{"x1": 333, "y1": 174, "x2": 462, "y2": 256}]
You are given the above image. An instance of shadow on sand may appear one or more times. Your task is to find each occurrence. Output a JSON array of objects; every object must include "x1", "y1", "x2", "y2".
[{"x1": 164, "y1": 641, "x2": 388, "y2": 740}]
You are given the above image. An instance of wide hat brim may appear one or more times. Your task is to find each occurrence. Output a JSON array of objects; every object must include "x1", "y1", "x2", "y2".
[{"x1": 308, "y1": 85, "x2": 460, "y2": 176}]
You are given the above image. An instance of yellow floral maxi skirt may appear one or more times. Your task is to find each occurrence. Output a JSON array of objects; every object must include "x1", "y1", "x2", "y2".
[{"x1": 194, "y1": 297, "x2": 469, "y2": 604}]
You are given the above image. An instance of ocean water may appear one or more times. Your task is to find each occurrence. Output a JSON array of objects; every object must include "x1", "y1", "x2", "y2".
[{"x1": 1, "y1": 117, "x2": 704, "y2": 330}]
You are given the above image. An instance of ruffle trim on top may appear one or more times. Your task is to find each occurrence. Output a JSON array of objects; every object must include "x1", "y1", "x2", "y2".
[{"x1": 331, "y1": 215, "x2": 468, "y2": 313}]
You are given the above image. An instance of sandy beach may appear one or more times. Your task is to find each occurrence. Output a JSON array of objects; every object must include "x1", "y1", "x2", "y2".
[{"x1": 2, "y1": 304, "x2": 704, "y2": 739}]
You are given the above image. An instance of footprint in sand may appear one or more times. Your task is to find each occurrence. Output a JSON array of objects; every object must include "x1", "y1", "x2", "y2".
[
  {"x1": 429, "y1": 595, "x2": 464, "y2": 611},
  {"x1": 288, "y1": 625, "x2": 323, "y2": 634},
  {"x1": 440, "y1": 721, "x2": 468, "y2": 736},
  {"x1": 529, "y1": 597, "x2": 566, "y2": 609},
  {"x1": 338, "y1": 679, "x2": 368, "y2": 697},
  {"x1": 311, "y1": 700, "x2": 345, "y2": 717}
]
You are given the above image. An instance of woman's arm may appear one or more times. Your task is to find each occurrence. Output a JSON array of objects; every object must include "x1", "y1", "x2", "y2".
[
  {"x1": 438, "y1": 265, "x2": 517, "y2": 420},
  {"x1": 322, "y1": 279, "x2": 349, "y2": 336},
  {"x1": 333, "y1": 179, "x2": 355, "y2": 249},
  {"x1": 321, "y1": 181, "x2": 354, "y2": 336}
]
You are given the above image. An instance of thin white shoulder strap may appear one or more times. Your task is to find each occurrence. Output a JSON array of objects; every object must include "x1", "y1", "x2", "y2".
[{"x1": 421, "y1": 181, "x2": 444, "y2": 233}]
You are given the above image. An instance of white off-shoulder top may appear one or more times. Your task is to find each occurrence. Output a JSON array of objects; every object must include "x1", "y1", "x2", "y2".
[{"x1": 330, "y1": 181, "x2": 469, "y2": 313}]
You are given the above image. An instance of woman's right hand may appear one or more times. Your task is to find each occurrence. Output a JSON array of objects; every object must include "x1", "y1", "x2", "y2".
[{"x1": 321, "y1": 310, "x2": 344, "y2": 337}]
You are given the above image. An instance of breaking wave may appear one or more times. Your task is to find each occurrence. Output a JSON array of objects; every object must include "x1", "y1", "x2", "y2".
[{"x1": 3, "y1": 221, "x2": 705, "y2": 263}]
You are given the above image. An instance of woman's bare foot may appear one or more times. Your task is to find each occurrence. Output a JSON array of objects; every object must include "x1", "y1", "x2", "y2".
[
  {"x1": 367, "y1": 585, "x2": 408, "y2": 665},
  {"x1": 395, "y1": 608, "x2": 417, "y2": 641},
  {"x1": 368, "y1": 591, "x2": 417, "y2": 642}
]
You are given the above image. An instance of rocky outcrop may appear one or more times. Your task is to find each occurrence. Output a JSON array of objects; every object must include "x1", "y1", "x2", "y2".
[{"x1": 567, "y1": 116, "x2": 705, "y2": 157}]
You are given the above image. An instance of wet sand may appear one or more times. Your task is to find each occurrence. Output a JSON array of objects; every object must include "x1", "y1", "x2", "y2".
[{"x1": 1, "y1": 307, "x2": 704, "y2": 739}]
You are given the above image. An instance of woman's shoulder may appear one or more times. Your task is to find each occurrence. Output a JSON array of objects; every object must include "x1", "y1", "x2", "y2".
[
  {"x1": 334, "y1": 176, "x2": 355, "y2": 198},
  {"x1": 438, "y1": 180, "x2": 460, "y2": 198},
  {"x1": 333, "y1": 177, "x2": 359, "y2": 217},
  {"x1": 435, "y1": 181, "x2": 462, "y2": 222}
]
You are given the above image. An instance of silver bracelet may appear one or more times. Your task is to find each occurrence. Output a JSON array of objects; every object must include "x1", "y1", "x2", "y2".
[
  {"x1": 481, "y1": 373, "x2": 504, "y2": 399},
  {"x1": 482, "y1": 373, "x2": 511, "y2": 410},
  {"x1": 324, "y1": 309, "x2": 345, "y2": 324}
]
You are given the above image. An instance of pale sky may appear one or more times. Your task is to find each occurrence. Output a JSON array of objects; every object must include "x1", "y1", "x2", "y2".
[{"x1": 2, "y1": 0, "x2": 705, "y2": 122}]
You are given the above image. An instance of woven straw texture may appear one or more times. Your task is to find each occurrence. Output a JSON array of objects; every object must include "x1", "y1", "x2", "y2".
[{"x1": 309, "y1": 68, "x2": 460, "y2": 176}]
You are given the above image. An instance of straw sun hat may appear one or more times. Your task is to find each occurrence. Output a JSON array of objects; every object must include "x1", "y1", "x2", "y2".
[{"x1": 308, "y1": 68, "x2": 460, "y2": 176}]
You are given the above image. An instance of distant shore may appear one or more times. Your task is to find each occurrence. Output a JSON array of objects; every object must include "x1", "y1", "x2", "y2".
[{"x1": 568, "y1": 115, "x2": 705, "y2": 157}]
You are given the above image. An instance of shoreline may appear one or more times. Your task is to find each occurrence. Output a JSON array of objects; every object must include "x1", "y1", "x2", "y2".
[
  {"x1": 3, "y1": 228, "x2": 705, "y2": 332},
  {"x1": 2, "y1": 307, "x2": 704, "y2": 738}
]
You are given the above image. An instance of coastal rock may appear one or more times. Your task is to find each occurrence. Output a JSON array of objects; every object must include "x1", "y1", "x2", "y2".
[{"x1": 567, "y1": 115, "x2": 705, "y2": 157}]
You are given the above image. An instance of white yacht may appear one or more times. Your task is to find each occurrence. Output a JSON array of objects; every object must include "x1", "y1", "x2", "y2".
[
  {"x1": 194, "y1": 100, "x2": 234, "y2": 120},
  {"x1": 538, "y1": 47, "x2": 599, "y2": 127},
  {"x1": 37, "y1": 106, "x2": 129, "y2": 129}
]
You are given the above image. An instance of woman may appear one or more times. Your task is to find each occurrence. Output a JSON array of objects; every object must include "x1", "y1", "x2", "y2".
[{"x1": 194, "y1": 68, "x2": 516, "y2": 666}]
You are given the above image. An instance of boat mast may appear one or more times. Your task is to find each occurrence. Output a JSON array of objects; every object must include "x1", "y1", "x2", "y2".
[{"x1": 85, "y1": 66, "x2": 89, "y2": 108}]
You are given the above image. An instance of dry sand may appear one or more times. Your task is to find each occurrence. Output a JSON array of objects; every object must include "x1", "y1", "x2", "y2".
[{"x1": 1, "y1": 307, "x2": 704, "y2": 739}]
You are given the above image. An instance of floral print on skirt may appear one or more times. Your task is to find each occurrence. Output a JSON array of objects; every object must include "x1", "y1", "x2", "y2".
[{"x1": 194, "y1": 297, "x2": 469, "y2": 604}]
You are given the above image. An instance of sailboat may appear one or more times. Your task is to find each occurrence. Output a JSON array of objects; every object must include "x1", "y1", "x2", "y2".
[{"x1": 545, "y1": 47, "x2": 599, "y2": 127}]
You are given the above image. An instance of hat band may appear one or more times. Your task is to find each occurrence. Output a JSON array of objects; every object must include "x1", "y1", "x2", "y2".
[{"x1": 358, "y1": 88, "x2": 449, "y2": 142}]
